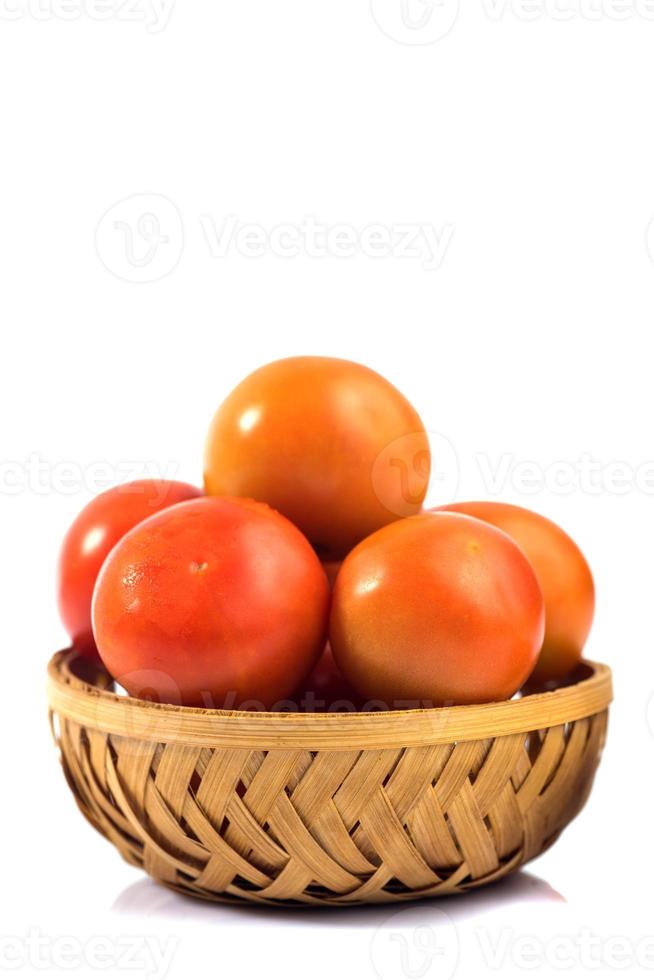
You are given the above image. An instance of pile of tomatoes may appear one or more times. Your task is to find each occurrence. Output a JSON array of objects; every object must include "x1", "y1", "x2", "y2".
[{"x1": 57, "y1": 357, "x2": 595, "y2": 711}]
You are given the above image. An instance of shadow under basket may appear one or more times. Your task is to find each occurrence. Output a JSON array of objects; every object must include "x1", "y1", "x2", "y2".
[{"x1": 47, "y1": 649, "x2": 612, "y2": 907}]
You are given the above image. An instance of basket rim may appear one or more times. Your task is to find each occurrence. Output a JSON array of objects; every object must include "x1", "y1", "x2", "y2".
[{"x1": 47, "y1": 649, "x2": 612, "y2": 750}]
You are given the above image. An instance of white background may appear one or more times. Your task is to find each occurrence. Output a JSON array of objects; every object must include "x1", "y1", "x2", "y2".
[{"x1": 2, "y1": 1, "x2": 654, "y2": 978}]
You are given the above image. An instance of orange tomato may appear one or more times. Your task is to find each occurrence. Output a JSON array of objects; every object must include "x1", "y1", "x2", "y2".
[
  {"x1": 435, "y1": 501, "x2": 594, "y2": 681},
  {"x1": 329, "y1": 512, "x2": 545, "y2": 706},
  {"x1": 57, "y1": 479, "x2": 201, "y2": 658},
  {"x1": 321, "y1": 560, "x2": 342, "y2": 589},
  {"x1": 92, "y1": 497, "x2": 329, "y2": 707},
  {"x1": 203, "y1": 357, "x2": 430, "y2": 559}
]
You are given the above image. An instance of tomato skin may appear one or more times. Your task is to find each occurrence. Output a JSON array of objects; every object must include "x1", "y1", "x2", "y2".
[
  {"x1": 434, "y1": 502, "x2": 594, "y2": 682},
  {"x1": 287, "y1": 561, "x2": 360, "y2": 711},
  {"x1": 292, "y1": 644, "x2": 361, "y2": 711},
  {"x1": 57, "y1": 479, "x2": 202, "y2": 658},
  {"x1": 321, "y1": 560, "x2": 342, "y2": 589},
  {"x1": 329, "y1": 512, "x2": 545, "y2": 706},
  {"x1": 203, "y1": 357, "x2": 430, "y2": 559},
  {"x1": 92, "y1": 496, "x2": 330, "y2": 708}
]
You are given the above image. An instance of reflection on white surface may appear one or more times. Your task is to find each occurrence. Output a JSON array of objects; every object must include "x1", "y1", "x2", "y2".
[
  {"x1": 107, "y1": 872, "x2": 578, "y2": 980},
  {"x1": 112, "y1": 869, "x2": 564, "y2": 928}
]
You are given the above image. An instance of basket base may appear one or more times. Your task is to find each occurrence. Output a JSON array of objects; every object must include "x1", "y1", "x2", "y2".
[
  {"x1": 48, "y1": 650, "x2": 611, "y2": 908},
  {"x1": 146, "y1": 844, "x2": 556, "y2": 907}
]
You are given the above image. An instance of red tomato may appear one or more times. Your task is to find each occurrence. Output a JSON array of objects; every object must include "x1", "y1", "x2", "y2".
[
  {"x1": 321, "y1": 560, "x2": 342, "y2": 589},
  {"x1": 57, "y1": 479, "x2": 201, "y2": 658},
  {"x1": 330, "y1": 512, "x2": 545, "y2": 706},
  {"x1": 92, "y1": 497, "x2": 330, "y2": 708},
  {"x1": 435, "y1": 502, "x2": 595, "y2": 682},
  {"x1": 203, "y1": 357, "x2": 430, "y2": 559},
  {"x1": 292, "y1": 644, "x2": 361, "y2": 711}
]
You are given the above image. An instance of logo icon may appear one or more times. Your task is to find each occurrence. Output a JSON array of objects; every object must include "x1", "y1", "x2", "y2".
[
  {"x1": 372, "y1": 430, "x2": 459, "y2": 517},
  {"x1": 370, "y1": 0, "x2": 460, "y2": 45},
  {"x1": 370, "y1": 906, "x2": 459, "y2": 980},
  {"x1": 95, "y1": 193, "x2": 183, "y2": 283}
]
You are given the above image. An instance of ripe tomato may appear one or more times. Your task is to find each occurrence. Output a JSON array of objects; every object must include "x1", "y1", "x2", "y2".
[
  {"x1": 435, "y1": 501, "x2": 595, "y2": 682},
  {"x1": 321, "y1": 560, "x2": 342, "y2": 589},
  {"x1": 57, "y1": 479, "x2": 201, "y2": 658},
  {"x1": 92, "y1": 496, "x2": 330, "y2": 708},
  {"x1": 330, "y1": 512, "x2": 544, "y2": 706},
  {"x1": 203, "y1": 357, "x2": 430, "y2": 559},
  {"x1": 292, "y1": 644, "x2": 361, "y2": 711}
]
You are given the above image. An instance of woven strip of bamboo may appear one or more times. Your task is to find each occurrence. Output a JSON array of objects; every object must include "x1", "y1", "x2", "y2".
[
  {"x1": 48, "y1": 650, "x2": 612, "y2": 749},
  {"x1": 48, "y1": 650, "x2": 612, "y2": 905}
]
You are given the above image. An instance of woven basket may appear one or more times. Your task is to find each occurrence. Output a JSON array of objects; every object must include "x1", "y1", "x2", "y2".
[{"x1": 47, "y1": 649, "x2": 611, "y2": 906}]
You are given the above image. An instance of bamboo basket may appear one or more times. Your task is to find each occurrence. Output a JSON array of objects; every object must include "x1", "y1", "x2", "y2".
[{"x1": 47, "y1": 649, "x2": 611, "y2": 907}]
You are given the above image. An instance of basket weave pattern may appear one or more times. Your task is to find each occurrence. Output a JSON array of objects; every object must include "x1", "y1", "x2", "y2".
[{"x1": 48, "y1": 651, "x2": 611, "y2": 906}]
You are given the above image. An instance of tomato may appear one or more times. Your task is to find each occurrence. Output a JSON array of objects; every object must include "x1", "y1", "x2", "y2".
[
  {"x1": 321, "y1": 560, "x2": 342, "y2": 589},
  {"x1": 57, "y1": 479, "x2": 201, "y2": 658},
  {"x1": 288, "y1": 561, "x2": 361, "y2": 711},
  {"x1": 203, "y1": 357, "x2": 430, "y2": 559},
  {"x1": 92, "y1": 496, "x2": 330, "y2": 708},
  {"x1": 435, "y1": 501, "x2": 595, "y2": 682},
  {"x1": 329, "y1": 512, "x2": 544, "y2": 706},
  {"x1": 292, "y1": 644, "x2": 361, "y2": 711}
]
